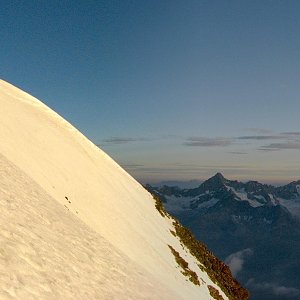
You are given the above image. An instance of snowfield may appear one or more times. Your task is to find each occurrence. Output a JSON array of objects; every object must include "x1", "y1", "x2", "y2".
[
  {"x1": 0, "y1": 80, "x2": 227, "y2": 299},
  {"x1": 0, "y1": 153, "x2": 177, "y2": 299},
  {"x1": 226, "y1": 186, "x2": 264, "y2": 208}
]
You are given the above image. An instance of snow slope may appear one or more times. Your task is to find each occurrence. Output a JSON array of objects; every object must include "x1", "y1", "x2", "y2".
[
  {"x1": 0, "y1": 153, "x2": 178, "y2": 299},
  {"x1": 0, "y1": 80, "x2": 228, "y2": 299}
]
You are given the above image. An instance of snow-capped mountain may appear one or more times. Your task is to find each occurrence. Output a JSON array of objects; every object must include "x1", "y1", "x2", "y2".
[
  {"x1": 147, "y1": 174, "x2": 300, "y2": 300},
  {"x1": 148, "y1": 172, "x2": 300, "y2": 214},
  {"x1": 276, "y1": 181, "x2": 300, "y2": 217},
  {"x1": 276, "y1": 180, "x2": 300, "y2": 199},
  {"x1": 0, "y1": 80, "x2": 248, "y2": 299}
]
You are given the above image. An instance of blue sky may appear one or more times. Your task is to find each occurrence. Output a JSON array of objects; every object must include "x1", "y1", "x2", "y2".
[{"x1": 1, "y1": 1, "x2": 300, "y2": 184}]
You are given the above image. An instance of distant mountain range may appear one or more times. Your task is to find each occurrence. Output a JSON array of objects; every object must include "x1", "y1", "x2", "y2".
[
  {"x1": 146, "y1": 179, "x2": 203, "y2": 189},
  {"x1": 146, "y1": 173, "x2": 300, "y2": 300}
]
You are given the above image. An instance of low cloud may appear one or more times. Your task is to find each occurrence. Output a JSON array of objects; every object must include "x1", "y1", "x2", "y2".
[
  {"x1": 121, "y1": 164, "x2": 252, "y2": 178},
  {"x1": 238, "y1": 132, "x2": 300, "y2": 151},
  {"x1": 238, "y1": 135, "x2": 283, "y2": 140},
  {"x1": 281, "y1": 131, "x2": 300, "y2": 136},
  {"x1": 225, "y1": 248, "x2": 253, "y2": 277},
  {"x1": 183, "y1": 131, "x2": 300, "y2": 148},
  {"x1": 228, "y1": 151, "x2": 248, "y2": 155},
  {"x1": 102, "y1": 137, "x2": 148, "y2": 145},
  {"x1": 260, "y1": 142, "x2": 300, "y2": 151},
  {"x1": 258, "y1": 148, "x2": 281, "y2": 152},
  {"x1": 121, "y1": 164, "x2": 144, "y2": 169},
  {"x1": 247, "y1": 279, "x2": 300, "y2": 298},
  {"x1": 184, "y1": 137, "x2": 233, "y2": 147},
  {"x1": 245, "y1": 128, "x2": 273, "y2": 134}
]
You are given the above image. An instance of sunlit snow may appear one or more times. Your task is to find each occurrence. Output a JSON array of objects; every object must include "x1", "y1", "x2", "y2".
[{"x1": 0, "y1": 80, "x2": 227, "y2": 299}]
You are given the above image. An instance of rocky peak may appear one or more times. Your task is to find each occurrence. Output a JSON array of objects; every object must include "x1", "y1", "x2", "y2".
[
  {"x1": 276, "y1": 180, "x2": 300, "y2": 199},
  {"x1": 201, "y1": 173, "x2": 227, "y2": 190},
  {"x1": 214, "y1": 172, "x2": 225, "y2": 180}
]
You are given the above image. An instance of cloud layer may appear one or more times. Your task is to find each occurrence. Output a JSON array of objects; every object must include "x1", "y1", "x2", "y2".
[
  {"x1": 182, "y1": 131, "x2": 300, "y2": 151},
  {"x1": 247, "y1": 279, "x2": 300, "y2": 298},
  {"x1": 238, "y1": 135, "x2": 283, "y2": 140},
  {"x1": 183, "y1": 137, "x2": 233, "y2": 147},
  {"x1": 102, "y1": 137, "x2": 148, "y2": 145},
  {"x1": 225, "y1": 248, "x2": 253, "y2": 277},
  {"x1": 260, "y1": 141, "x2": 300, "y2": 151},
  {"x1": 102, "y1": 129, "x2": 300, "y2": 152}
]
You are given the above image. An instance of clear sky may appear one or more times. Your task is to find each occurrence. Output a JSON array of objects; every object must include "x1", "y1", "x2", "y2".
[{"x1": 1, "y1": 1, "x2": 300, "y2": 184}]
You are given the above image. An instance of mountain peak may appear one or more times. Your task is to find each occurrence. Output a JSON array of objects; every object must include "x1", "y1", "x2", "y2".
[
  {"x1": 208, "y1": 172, "x2": 226, "y2": 184},
  {"x1": 213, "y1": 172, "x2": 225, "y2": 180},
  {"x1": 201, "y1": 172, "x2": 227, "y2": 190}
]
